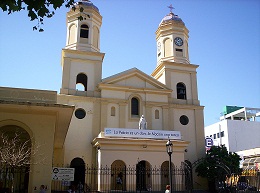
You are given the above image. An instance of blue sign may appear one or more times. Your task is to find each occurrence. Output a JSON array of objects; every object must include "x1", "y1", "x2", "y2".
[{"x1": 205, "y1": 137, "x2": 213, "y2": 147}]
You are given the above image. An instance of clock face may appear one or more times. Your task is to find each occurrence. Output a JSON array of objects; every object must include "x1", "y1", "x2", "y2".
[
  {"x1": 157, "y1": 42, "x2": 161, "y2": 52},
  {"x1": 174, "y1": 37, "x2": 183, "y2": 46}
]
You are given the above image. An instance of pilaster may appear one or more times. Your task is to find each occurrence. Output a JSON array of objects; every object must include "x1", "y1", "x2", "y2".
[
  {"x1": 60, "y1": 57, "x2": 71, "y2": 94},
  {"x1": 100, "y1": 101, "x2": 108, "y2": 130},
  {"x1": 169, "y1": 107, "x2": 174, "y2": 130},
  {"x1": 145, "y1": 105, "x2": 152, "y2": 130},
  {"x1": 190, "y1": 72, "x2": 199, "y2": 105},
  {"x1": 92, "y1": 99, "x2": 101, "y2": 136},
  {"x1": 162, "y1": 105, "x2": 169, "y2": 130},
  {"x1": 119, "y1": 102, "x2": 127, "y2": 128},
  {"x1": 194, "y1": 108, "x2": 205, "y2": 159}
]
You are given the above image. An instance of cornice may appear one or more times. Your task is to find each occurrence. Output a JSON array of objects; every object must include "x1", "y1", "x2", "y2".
[
  {"x1": 98, "y1": 83, "x2": 172, "y2": 95},
  {"x1": 99, "y1": 98, "x2": 126, "y2": 104},
  {"x1": 58, "y1": 94, "x2": 99, "y2": 102},
  {"x1": 156, "y1": 23, "x2": 189, "y2": 39},
  {"x1": 151, "y1": 61, "x2": 199, "y2": 78},
  {"x1": 0, "y1": 100, "x2": 74, "y2": 109},
  {"x1": 62, "y1": 48, "x2": 105, "y2": 61},
  {"x1": 169, "y1": 103, "x2": 204, "y2": 110},
  {"x1": 92, "y1": 135, "x2": 189, "y2": 148},
  {"x1": 144, "y1": 101, "x2": 169, "y2": 107}
]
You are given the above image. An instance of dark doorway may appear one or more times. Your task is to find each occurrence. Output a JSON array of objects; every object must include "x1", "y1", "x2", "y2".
[
  {"x1": 136, "y1": 160, "x2": 151, "y2": 191},
  {"x1": 70, "y1": 158, "x2": 85, "y2": 189}
]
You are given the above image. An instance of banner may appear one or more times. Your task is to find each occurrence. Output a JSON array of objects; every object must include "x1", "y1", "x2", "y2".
[{"x1": 104, "y1": 128, "x2": 181, "y2": 140}]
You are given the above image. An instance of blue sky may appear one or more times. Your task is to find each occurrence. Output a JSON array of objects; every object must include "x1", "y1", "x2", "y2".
[{"x1": 0, "y1": 0, "x2": 259, "y2": 127}]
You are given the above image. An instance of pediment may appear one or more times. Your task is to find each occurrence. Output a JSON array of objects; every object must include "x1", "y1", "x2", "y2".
[{"x1": 99, "y1": 68, "x2": 171, "y2": 92}]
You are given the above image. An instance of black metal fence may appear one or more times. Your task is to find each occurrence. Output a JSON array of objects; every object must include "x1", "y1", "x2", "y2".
[
  {"x1": 0, "y1": 165, "x2": 258, "y2": 193},
  {"x1": 0, "y1": 166, "x2": 29, "y2": 193},
  {"x1": 52, "y1": 164, "x2": 192, "y2": 193}
]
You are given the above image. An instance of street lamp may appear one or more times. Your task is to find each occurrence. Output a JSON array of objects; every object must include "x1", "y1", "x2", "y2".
[{"x1": 166, "y1": 139, "x2": 173, "y2": 193}]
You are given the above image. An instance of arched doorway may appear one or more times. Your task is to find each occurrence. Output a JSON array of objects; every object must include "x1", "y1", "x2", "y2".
[
  {"x1": 70, "y1": 158, "x2": 85, "y2": 190},
  {"x1": 136, "y1": 160, "x2": 151, "y2": 191},
  {"x1": 161, "y1": 161, "x2": 175, "y2": 190},
  {"x1": 111, "y1": 160, "x2": 126, "y2": 190},
  {"x1": 0, "y1": 125, "x2": 30, "y2": 193}
]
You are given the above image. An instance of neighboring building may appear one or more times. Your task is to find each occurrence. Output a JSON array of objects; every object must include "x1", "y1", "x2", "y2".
[
  {"x1": 0, "y1": 1, "x2": 206, "y2": 192},
  {"x1": 237, "y1": 148, "x2": 260, "y2": 171},
  {"x1": 204, "y1": 106, "x2": 260, "y2": 170},
  {"x1": 0, "y1": 87, "x2": 74, "y2": 192}
]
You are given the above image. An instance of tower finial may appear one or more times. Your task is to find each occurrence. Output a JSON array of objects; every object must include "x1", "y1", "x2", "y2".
[{"x1": 168, "y1": 4, "x2": 174, "y2": 13}]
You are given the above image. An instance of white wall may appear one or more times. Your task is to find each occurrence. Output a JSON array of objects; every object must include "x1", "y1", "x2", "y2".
[
  {"x1": 227, "y1": 120, "x2": 260, "y2": 152},
  {"x1": 205, "y1": 120, "x2": 260, "y2": 152}
]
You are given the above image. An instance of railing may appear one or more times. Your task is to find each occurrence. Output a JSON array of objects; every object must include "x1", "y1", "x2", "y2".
[
  {"x1": 52, "y1": 164, "x2": 192, "y2": 193},
  {"x1": 0, "y1": 165, "x2": 258, "y2": 193},
  {"x1": 0, "y1": 166, "x2": 29, "y2": 193}
]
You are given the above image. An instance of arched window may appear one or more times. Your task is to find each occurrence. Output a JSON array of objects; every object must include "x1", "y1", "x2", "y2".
[
  {"x1": 76, "y1": 73, "x2": 88, "y2": 91},
  {"x1": 111, "y1": 106, "x2": 116, "y2": 116},
  {"x1": 155, "y1": 109, "x2": 159, "y2": 119},
  {"x1": 131, "y1": 97, "x2": 139, "y2": 116},
  {"x1": 177, "y1": 82, "x2": 186, "y2": 99},
  {"x1": 80, "y1": 24, "x2": 89, "y2": 38}
]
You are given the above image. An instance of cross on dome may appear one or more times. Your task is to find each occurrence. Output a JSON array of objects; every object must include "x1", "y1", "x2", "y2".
[{"x1": 168, "y1": 4, "x2": 175, "y2": 13}]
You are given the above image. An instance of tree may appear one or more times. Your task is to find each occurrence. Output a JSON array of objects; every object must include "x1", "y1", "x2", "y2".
[
  {"x1": 195, "y1": 145, "x2": 241, "y2": 192},
  {"x1": 0, "y1": 132, "x2": 42, "y2": 167},
  {"x1": 0, "y1": 0, "x2": 76, "y2": 31}
]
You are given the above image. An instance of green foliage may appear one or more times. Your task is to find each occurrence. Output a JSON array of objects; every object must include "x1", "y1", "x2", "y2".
[
  {"x1": 0, "y1": 0, "x2": 76, "y2": 31},
  {"x1": 195, "y1": 145, "x2": 241, "y2": 182}
]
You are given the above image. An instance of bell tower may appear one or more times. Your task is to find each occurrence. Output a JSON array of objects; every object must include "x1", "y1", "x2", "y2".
[
  {"x1": 152, "y1": 6, "x2": 200, "y2": 106},
  {"x1": 60, "y1": 0, "x2": 105, "y2": 97},
  {"x1": 156, "y1": 5, "x2": 189, "y2": 65},
  {"x1": 65, "y1": 0, "x2": 101, "y2": 52}
]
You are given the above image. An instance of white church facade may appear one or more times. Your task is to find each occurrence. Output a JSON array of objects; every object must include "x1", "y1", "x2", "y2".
[{"x1": 0, "y1": 1, "x2": 205, "y2": 192}]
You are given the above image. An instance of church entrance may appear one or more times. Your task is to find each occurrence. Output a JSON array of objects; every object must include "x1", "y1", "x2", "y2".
[
  {"x1": 161, "y1": 161, "x2": 169, "y2": 190},
  {"x1": 111, "y1": 160, "x2": 126, "y2": 191},
  {"x1": 136, "y1": 160, "x2": 151, "y2": 191},
  {"x1": 70, "y1": 158, "x2": 85, "y2": 190}
]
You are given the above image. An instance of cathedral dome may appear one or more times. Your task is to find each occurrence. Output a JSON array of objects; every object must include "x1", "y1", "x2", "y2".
[
  {"x1": 159, "y1": 12, "x2": 185, "y2": 26},
  {"x1": 75, "y1": 0, "x2": 99, "y2": 12}
]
